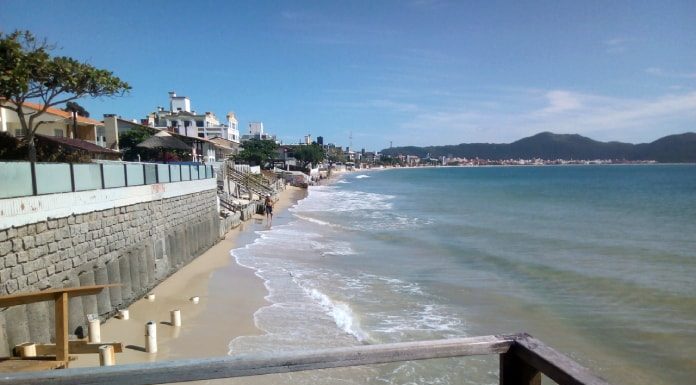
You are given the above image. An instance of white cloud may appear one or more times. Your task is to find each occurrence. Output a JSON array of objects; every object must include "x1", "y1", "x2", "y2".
[
  {"x1": 535, "y1": 90, "x2": 583, "y2": 116},
  {"x1": 388, "y1": 89, "x2": 696, "y2": 145},
  {"x1": 645, "y1": 67, "x2": 696, "y2": 79},
  {"x1": 603, "y1": 37, "x2": 630, "y2": 54}
]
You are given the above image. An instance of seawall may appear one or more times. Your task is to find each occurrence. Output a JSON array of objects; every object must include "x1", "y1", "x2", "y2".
[{"x1": 0, "y1": 178, "x2": 251, "y2": 356}]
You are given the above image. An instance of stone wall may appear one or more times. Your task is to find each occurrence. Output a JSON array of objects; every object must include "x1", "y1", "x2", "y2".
[{"x1": 0, "y1": 189, "x2": 219, "y2": 356}]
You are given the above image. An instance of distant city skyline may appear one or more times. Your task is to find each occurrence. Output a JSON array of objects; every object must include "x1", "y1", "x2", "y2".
[{"x1": 1, "y1": 0, "x2": 694, "y2": 151}]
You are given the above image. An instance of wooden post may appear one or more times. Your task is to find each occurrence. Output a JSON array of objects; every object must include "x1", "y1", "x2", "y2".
[
  {"x1": 55, "y1": 292, "x2": 69, "y2": 362},
  {"x1": 500, "y1": 350, "x2": 541, "y2": 385}
]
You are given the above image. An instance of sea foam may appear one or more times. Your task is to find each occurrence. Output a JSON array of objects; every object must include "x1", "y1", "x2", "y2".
[{"x1": 302, "y1": 285, "x2": 370, "y2": 342}]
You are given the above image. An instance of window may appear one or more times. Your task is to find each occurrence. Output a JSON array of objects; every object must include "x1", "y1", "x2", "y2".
[
  {"x1": 14, "y1": 128, "x2": 28, "y2": 137},
  {"x1": 54, "y1": 129, "x2": 64, "y2": 137},
  {"x1": 96, "y1": 127, "x2": 106, "y2": 147},
  {"x1": 196, "y1": 120, "x2": 204, "y2": 127}
]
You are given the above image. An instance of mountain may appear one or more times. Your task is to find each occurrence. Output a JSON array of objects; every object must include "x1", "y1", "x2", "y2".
[{"x1": 379, "y1": 132, "x2": 696, "y2": 162}]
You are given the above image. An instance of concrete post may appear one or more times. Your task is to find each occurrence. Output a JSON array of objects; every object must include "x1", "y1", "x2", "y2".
[
  {"x1": 99, "y1": 345, "x2": 115, "y2": 366},
  {"x1": 170, "y1": 309, "x2": 181, "y2": 327},
  {"x1": 145, "y1": 321, "x2": 157, "y2": 353}
]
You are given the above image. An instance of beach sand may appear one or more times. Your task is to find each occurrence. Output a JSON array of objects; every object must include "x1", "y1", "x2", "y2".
[{"x1": 71, "y1": 185, "x2": 308, "y2": 368}]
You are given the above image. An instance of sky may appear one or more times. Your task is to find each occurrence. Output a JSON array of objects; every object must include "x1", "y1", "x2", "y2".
[{"x1": 2, "y1": 0, "x2": 695, "y2": 151}]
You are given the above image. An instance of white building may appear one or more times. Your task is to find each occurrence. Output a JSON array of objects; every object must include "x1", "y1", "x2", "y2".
[
  {"x1": 249, "y1": 122, "x2": 264, "y2": 136},
  {"x1": 146, "y1": 92, "x2": 240, "y2": 143},
  {"x1": 241, "y1": 121, "x2": 277, "y2": 142}
]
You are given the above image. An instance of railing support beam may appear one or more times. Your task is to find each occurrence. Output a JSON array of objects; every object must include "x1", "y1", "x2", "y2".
[{"x1": 500, "y1": 350, "x2": 541, "y2": 385}]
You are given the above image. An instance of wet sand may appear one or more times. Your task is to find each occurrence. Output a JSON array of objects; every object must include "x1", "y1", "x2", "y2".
[{"x1": 71, "y1": 186, "x2": 307, "y2": 368}]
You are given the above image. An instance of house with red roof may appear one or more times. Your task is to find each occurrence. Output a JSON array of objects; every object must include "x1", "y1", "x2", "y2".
[{"x1": 0, "y1": 100, "x2": 118, "y2": 153}]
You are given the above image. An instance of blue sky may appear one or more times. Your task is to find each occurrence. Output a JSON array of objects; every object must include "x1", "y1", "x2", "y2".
[{"x1": 2, "y1": 0, "x2": 695, "y2": 151}]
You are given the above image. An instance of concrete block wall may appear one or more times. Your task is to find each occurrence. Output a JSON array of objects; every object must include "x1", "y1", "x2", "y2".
[{"x1": 0, "y1": 189, "x2": 218, "y2": 356}]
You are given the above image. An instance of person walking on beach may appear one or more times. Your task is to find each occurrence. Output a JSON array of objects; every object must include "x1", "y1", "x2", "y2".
[{"x1": 265, "y1": 195, "x2": 274, "y2": 223}]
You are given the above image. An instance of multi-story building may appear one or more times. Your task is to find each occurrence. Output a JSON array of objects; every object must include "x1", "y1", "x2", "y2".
[
  {"x1": 241, "y1": 121, "x2": 277, "y2": 142},
  {"x1": 145, "y1": 92, "x2": 240, "y2": 143}
]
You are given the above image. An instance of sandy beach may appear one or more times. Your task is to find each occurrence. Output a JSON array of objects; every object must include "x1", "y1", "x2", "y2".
[{"x1": 71, "y1": 185, "x2": 308, "y2": 368}]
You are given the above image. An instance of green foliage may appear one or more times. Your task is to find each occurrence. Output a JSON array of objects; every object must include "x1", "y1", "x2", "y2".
[
  {"x1": 63, "y1": 101, "x2": 89, "y2": 117},
  {"x1": 0, "y1": 30, "x2": 130, "y2": 161},
  {"x1": 118, "y1": 126, "x2": 158, "y2": 161},
  {"x1": 326, "y1": 147, "x2": 346, "y2": 164},
  {"x1": 380, "y1": 132, "x2": 696, "y2": 162},
  {"x1": 292, "y1": 143, "x2": 325, "y2": 169},
  {"x1": 0, "y1": 132, "x2": 24, "y2": 160},
  {"x1": 376, "y1": 155, "x2": 401, "y2": 166},
  {"x1": 236, "y1": 139, "x2": 278, "y2": 167},
  {"x1": 0, "y1": 132, "x2": 90, "y2": 162}
]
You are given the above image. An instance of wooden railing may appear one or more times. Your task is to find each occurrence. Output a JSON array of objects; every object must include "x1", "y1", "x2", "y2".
[{"x1": 0, "y1": 333, "x2": 609, "y2": 385}]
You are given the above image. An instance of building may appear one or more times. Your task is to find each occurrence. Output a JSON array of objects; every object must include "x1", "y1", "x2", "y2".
[
  {"x1": 1, "y1": 100, "x2": 115, "y2": 150},
  {"x1": 241, "y1": 121, "x2": 277, "y2": 142},
  {"x1": 104, "y1": 115, "x2": 231, "y2": 163},
  {"x1": 145, "y1": 92, "x2": 240, "y2": 143},
  {"x1": 249, "y1": 122, "x2": 263, "y2": 136}
]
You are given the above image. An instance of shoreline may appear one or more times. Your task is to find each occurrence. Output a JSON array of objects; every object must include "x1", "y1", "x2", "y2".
[{"x1": 71, "y1": 185, "x2": 308, "y2": 367}]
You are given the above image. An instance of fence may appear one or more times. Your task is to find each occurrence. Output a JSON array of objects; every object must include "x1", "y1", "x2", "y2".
[
  {"x1": 0, "y1": 333, "x2": 610, "y2": 385},
  {"x1": 0, "y1": 161, "x2": 215, "y2": 199}
]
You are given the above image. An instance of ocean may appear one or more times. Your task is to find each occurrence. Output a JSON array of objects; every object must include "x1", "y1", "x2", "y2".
[{"x1": 228, "y1": 165, "x2": 696, "y2": 385}]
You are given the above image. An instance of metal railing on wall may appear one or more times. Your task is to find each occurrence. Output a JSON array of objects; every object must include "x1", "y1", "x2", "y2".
[{"x1": 0, "y1": 161, "x2": 215, "y2": 199}]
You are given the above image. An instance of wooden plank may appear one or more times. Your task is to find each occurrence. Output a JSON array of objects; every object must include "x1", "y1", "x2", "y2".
[
  {"x1": 33, "y1": 341, "x2": 123, "y2": 356},
  {"x1": 0, "y1": 359, "x2": 66, "y2": 373},
  {"x1": 512, "y1": 334, "x2": 611, "y2": 385},
  {"x1": 0, "y1": 285, "x2": 121, "y2": 308},
  {"x1": 0, "y1": 335, "x2": 516, "y2": 385},
  {"x1": 54, "y1": 292, "x2": 69, "y2": 363},
  {"x1": 500, "y1": 350, "x2": 541, "y2": 385}
]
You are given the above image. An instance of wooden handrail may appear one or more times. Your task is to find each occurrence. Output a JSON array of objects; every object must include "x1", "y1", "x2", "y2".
[
  {"x1": 0, "y1": 285, "x2": 120, "y2": 363},
  {"x1": 0, "y1": 333, "x2": 610, "y2": 385},
  {"x1": 0, "y1": 285, "x2": 121, "y2": 308}
]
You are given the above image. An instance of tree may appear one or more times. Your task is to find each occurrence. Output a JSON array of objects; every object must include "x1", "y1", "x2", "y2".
[
  {"x1": 0, "y1": 30, "x2": 130, "y2": 161},
  {"x1": 118, "y1": 126, "x2": 158, "y2": 161},
  {"x1": 63, "y1": 101, "x2": 89, "y2": 117},
  {"x1": 235, "y1": 138, "x2": 278, "y2": 167},
  {"x1": 292, "y1": 143, "x2": 325, "y2": 169}
]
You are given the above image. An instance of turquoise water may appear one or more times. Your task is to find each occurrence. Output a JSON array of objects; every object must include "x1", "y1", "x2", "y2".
[{"x1": 230, "y1": 165, "x2": 696, "y2": 384}]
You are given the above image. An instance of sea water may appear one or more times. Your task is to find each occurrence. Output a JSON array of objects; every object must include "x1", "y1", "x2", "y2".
[{"x1": 229, "y1": 165, "x2": 696, "y2": 385}]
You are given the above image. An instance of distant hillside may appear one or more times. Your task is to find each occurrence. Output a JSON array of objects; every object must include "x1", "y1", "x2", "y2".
[{"x1": 380, "y1": 132, "x2": 696, "y2": 163}]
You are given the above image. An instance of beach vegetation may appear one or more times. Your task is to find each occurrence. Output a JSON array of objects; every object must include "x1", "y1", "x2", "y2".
[
  {"x1": 0, "y1": 30, "x2": 131, "y2": 161},
  {"x1": 236, "y1": 138, "x2": 278, "y2": 167},
  {"x1": 293, "y1": 143, "x2": 325, "y2": 169}
]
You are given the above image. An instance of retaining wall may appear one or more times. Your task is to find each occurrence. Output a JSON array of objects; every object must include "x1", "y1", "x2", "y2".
[{"x1": 0, "y1": 185, "x2": 219, "y2": 356}]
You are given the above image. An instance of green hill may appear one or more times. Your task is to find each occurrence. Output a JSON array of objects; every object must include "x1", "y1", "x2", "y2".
[{"x1": 380, "y1": 132, "x2": 696, "y2": 162}]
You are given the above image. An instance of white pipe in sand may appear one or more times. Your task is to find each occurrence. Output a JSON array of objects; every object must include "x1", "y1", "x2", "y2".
[
  {"x1": 88, "y1": 319, "x2": 101, "y2": 343},
  {"x1": 18, "y1": 343, "x2": 36, "y2": 358},
  {"x1": 147, "y1": 293, "x2": 156, "y2": 302},
  {"x1": 118, "y1": 309, "x2": 130, "y2": 320},
  {"x1": 190, "y1": 296, "x2": 199, "y2": 304},
  {"x1": 99, "y1": 345, "x2": 115, "y2": 366},
  {"x1": 170, "y1": 309, "x2": 182, "y2": 327},
  {"x1": 145, "y1": 321, "x2": 157, "y2": 353}
]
